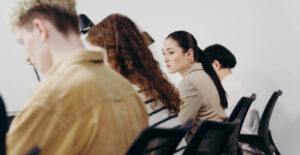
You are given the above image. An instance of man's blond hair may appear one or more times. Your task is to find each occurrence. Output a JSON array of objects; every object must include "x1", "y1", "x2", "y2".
[{"x1": 9, "y1": 0, "x2": 79, "y2": 34}]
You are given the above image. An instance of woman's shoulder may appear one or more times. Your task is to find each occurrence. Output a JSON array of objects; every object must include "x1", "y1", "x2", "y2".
[
  {"x1": 186, "y1": 68, "x2": 210, "y2": 81},
  {"x1": 179, "y1": 72, "x2": 217, "y2": 98},
  {"x1": 178, "y1": 76, "x2": 196, "y2": 91},
  {"x1": 181, "y1": 69, "x2": 211, "y2": 86}
]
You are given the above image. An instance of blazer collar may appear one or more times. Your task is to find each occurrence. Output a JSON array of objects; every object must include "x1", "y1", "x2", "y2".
[{"x1": 184, "y1": 63, "x2": 204, "y2": 77}]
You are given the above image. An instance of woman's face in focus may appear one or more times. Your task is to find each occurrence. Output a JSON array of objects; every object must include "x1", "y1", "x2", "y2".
[{"x1": 162, "y1": 38, "x2": 193, "y2": 75}]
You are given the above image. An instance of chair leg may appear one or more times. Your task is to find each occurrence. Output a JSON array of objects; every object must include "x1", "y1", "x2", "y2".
[
  {"x1": 232, "y1": 144, "x2": 243, "y2": 155},
  {"x1": 237, "y1": 144, "x2": 244, "y2": 155}
]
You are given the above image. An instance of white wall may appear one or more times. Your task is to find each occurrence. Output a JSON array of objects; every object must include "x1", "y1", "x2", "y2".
[{"x1": 1, "y1": 0, "x2": 299, "y2": 154}]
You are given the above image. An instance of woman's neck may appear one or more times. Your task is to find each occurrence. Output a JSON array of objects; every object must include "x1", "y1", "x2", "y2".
[{"x1": 179, "y1": 62, "x2": 196, "y2": 76}]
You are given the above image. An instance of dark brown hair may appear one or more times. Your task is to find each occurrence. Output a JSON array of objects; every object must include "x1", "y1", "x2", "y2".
[
  {"x1": 204, "y1": 44, "x2": 237, "y2": 69},
  {"x1": 87, "y1": 13, "x2": 181, "y2": 114},
  {"x1": 19, "y1": 5, "x2": 79, "y2": 35}
]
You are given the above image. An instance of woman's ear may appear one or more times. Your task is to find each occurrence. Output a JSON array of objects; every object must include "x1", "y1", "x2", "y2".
[
  {"x1": 212, "y1": 60, "x2": 222, "y2": 70},
  {"x1": 186, "y1": 49, "x2": 194, "y2": 62}
]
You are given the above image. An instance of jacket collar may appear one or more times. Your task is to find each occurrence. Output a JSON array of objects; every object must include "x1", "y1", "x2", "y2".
[
  {"x1": 64, "y1": 50, "x2": 104, "y2": 64},
  {"x1": 46, "y1": 50, "x2": 104, "y2": 76},
  {"x1": 184, "y1": 63, "x2": 204, "y2": 77}
]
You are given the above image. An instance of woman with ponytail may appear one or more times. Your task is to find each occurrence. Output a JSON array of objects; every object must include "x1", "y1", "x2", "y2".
[{"x1": 162, "y1": 31, "x2": 228, "y2": 142}]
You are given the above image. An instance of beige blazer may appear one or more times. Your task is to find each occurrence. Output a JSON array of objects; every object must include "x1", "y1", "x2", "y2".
[{"x1": 178, "y1": 63, "x2": 227, "y2": 142}]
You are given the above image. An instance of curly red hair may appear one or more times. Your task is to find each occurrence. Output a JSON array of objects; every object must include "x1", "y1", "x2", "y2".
[{"x1": 86, "y1": 13, "x2": 181, "y2": 114}]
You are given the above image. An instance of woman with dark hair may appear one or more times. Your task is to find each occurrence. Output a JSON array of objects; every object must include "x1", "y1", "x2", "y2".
[
  {"x1": 162, "y1": 31, "x2": 228, "y2": 142},
  {"x1": 86, "y1": 13, "x2": 182, "y2": 127},
  {"x1": 204, "y1": 44, "x2": 259, "y2": 134}
]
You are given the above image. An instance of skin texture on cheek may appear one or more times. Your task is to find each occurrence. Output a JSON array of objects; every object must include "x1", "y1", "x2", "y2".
[
  {"x1": 163, "y1": 38, "x2": 189, "y2": 75},
  {"x1": 169, "y1": 52, "x2": 185, "y2": 74},
  {"x1": 15, "y1": 28, "x2": 34, "y2": 63}
]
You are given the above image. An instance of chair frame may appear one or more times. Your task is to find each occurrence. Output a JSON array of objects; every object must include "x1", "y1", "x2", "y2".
[
  {"x1": 239, "y1": 90, "x2": 282, "y2": 155},
  {"x1": 223, "y1": 93, "x2": 257, "y2": 155},
  {"x1": 0, "y1": 95, "x2": 8, "y2": 155},
  {"x1": 182, "y1": 119, "x2": 240, "y2": 155},
  {"x1": 126, "y1": 119, "x2": 193, "y2": 155}
]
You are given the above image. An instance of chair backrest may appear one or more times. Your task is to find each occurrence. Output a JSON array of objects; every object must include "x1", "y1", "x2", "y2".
[
  {"x1": 0, "y1": 95, "x2": 8, "y2": 155},
  {"x1": 126, "y1": 119, "x2": 193, "y2": 155},
  {"x1": 183, "y1": 119, "x2": 239, "y2": 155},
  {"x1": 78, "y1": 14, "x2": 94, "y2": 35},
  {"x1": 225, "y1": 93, "x2": 256, "y2": 152},
  {"x1": 258, "y1": 90, "x2": 282, "y2": 136}
]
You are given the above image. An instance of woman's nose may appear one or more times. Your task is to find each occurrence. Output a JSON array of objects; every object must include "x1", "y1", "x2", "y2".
[{"x1": 164, "y1": 56, "x2": 169, "y2": 63}]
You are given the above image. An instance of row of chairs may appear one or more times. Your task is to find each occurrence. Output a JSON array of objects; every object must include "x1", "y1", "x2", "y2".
[
  {"x1": 127, "y1": 90, "x2": 282, "y2": 155},
  {"x1": 239, "y1": 90, "x2": 282, "y2": 155},
  {"x1": 0, "y1": 90, "x2": 282, "y2": 155}
]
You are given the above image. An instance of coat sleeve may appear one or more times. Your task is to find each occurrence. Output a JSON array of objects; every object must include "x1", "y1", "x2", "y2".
[
  {"x1": 6, "y1": 105, "x2": 67, "y2": 155},
  {"x1": 177, "y1": 79, "x2": 202, "y2": 125}
]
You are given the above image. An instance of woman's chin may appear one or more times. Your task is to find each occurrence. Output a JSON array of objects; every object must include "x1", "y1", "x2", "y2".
[{"x1": 167, "y1": 69, "x2": 176, "y2": 74}]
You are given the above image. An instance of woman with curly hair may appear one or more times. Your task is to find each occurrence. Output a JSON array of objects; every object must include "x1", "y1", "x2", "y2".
[{"x1": 86, "y1": 13, "x2": 182, "y2": 127}]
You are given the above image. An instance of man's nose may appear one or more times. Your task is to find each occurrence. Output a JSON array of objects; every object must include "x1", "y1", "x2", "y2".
[{"x1": 25, "y1": 56, "x2": 31, "y2": 63}]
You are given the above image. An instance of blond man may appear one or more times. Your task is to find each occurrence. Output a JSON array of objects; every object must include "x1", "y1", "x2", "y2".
[{"x1": 7, "y1": 0, "x2": 148, "y2": 154}]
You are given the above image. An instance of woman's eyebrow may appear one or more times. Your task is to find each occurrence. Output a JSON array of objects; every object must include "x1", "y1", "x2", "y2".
[
  {"x1": 162, "y1": 47, "x2": 174, "y2": 52},
  {"x1": 166, "y1": 48, "x2": 174, "y2": 51}
]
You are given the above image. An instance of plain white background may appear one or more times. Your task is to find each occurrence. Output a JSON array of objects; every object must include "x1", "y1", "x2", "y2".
[{"x1": 0, "y1": 0, "x2": 299, "y2": 154}]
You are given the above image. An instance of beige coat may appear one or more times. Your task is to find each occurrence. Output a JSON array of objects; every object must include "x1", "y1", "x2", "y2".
[
  {"x1": 6, "y1": 50, "x2": 148, "y2": 155},
  {"x1": 178, "y1": 63, "x2": 227, "y2": 142}
]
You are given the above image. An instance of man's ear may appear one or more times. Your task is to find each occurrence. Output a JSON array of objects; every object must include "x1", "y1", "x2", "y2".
[
  {"x1": 32, "y1": 19, "x2": 48, "y2": 41},
  {"x1": 212, "y1": 60, "x2": 222, "y2": 70}
]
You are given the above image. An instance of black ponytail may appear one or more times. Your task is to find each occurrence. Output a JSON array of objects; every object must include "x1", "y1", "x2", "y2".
[
  {"x1": 196, "y1": 47, "x2": 228, "y2": 108},
  {"x1": 167, "y1": 31, "x2": 228, "y2": 108}
]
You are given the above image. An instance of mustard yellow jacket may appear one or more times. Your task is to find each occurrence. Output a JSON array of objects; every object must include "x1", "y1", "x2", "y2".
[{"x1": 6, "y1": 50, "x2": 148, "y2": 155}]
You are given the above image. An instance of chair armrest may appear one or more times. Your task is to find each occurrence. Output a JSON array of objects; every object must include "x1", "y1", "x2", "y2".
[{"x1": 239, "y1": 134, "x2": 269, "y2": 153}]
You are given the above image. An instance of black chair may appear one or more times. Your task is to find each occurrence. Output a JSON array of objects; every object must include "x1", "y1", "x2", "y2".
[
  {"x1": 222, "y1": 94, "x2": 257, "y2": 155},
  {"x1": 239, "y1": 90, "x2": 282, "y2": 155},
  {"x1": 126, "y1": 119, "x2": 193, "y2": 155},
  {"x1": 181, "y1": 119, "x2": 240, "y2": 155},
  {"x1": 0, "y1": 95, "x2": 8, "y2": 155},
  {"x1": 141, "y1": 31, "x2": 155, "y2": 46},
  {"x1": 78, "y1": 14, "x2": 94, "y2": 35}
]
